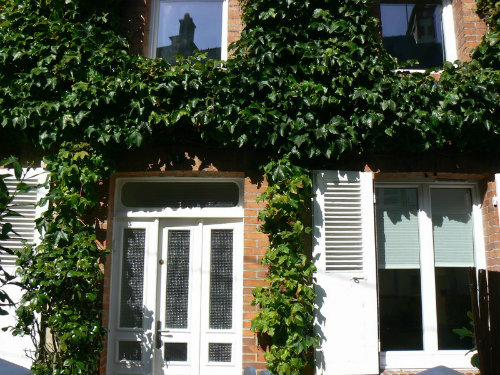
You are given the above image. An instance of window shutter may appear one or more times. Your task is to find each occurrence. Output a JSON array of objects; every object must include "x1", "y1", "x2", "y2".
[
  {"x1": 0, "y1": 169, "x2": 45, "y2": 266},
  {"x1": 313, "y1": 170, "x2": 379, "y2": 375}
]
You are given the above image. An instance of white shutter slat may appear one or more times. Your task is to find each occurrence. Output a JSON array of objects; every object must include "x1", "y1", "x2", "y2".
[
  {"x1": 323, "y1": 176, "x2": 364, "y2": 272},
  {"x1": 0, "y1": 170, "x2": 43, "y2": 266},
  {"x1": 314, "y1": 170, "x2": 379, "y2": 375}
]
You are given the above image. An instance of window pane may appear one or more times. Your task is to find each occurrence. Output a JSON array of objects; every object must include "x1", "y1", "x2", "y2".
[
  {"x1": 164, "y1": 343, "x2": 188, "y2": 362},
  {"x1": 165, "y1": 230, "x2": 190, "y2": 329},
  {"x1": 431, "y1": 188, "x2": 474, "y2": 349},
  {"x1": 379, "y1": 269, "x2": 423, "y2": 350},
  {"x1": 209, "y1": 230, "x2": 233, "y2": 329},
  {"x1": 120, "y1": 229, "x2": 146, "y2": 328},
  {"x1": 156, "y1": 1, "x2": 223, "y2": 63},
  {"x1": 118, "y1": 341, "x2": 142, "y2": 361},
  {"x1": 208, "y1": 343, "x2": 232, "y2": 362},
  {"x1": 431, "y1": 188, "x2": 475, "y2": 267},
  {"x1": 435, "y1": 267, "x2": 473, "y2": 349},
  {"x1": 376, "y1": 188, "x2": 423, "y2": 350},
  {"x1": 121, "y1": 181, "x2": 239, "y2": 208},
  {"x1": 380, "y1": 1, "x2": 444, "y2": 68}
]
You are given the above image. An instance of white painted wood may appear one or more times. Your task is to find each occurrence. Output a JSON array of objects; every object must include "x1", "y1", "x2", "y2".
[
  {"x1": 442, "y1": 0, "x2": 458, "y2": 62},
  {"x1": 198, "y1": 221, "x2": 242, "y2": 375},
  {"x1": 376, "y1": 181, "x2": 485, "y2": 371},
  {"x1": 419, "y1": 185, "x2": 439, "y2": 352},
  {"x1": 0, "y1": 167, "x2": 47, "y2": 374},
  {"x1": 107, "y1": 219, "x2": 159, "y2": 375},
  {"x1": 313, "y1": 170, "x2": 379, "y2": 375},
  {"x1": 109, "y1": 178, "x2": 243, "y2": 375}
]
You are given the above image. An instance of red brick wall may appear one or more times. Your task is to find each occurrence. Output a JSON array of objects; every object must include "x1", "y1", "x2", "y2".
[
  {"x1": 242, "y1": 178, "x2": 268, "y2": 371},
  {"x1": 452, "y1": 0, "x2": 488, "y2": 60},
  {"x1": 482, "y1": 179, "x2": 500, "y2": 271}
]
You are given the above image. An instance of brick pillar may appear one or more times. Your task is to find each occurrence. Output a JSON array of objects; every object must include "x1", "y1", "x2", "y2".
[
  {"x1": 228, "y1": 0, "x2": 244, "y2": 49},
  {"x1": 452, "y1": 0, "x2": 488, "y2": 61},
  {"x1": 482, "y1": 179, "x2": 500, "y2": 271},
  {"x1": 242, "y1": 177, "x2": 268, "y2": 371}
]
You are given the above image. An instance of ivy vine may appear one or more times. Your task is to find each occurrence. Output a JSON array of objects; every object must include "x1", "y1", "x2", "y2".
[{"x1": 0, "y1": 0, "x2": 499, "y2": 373}]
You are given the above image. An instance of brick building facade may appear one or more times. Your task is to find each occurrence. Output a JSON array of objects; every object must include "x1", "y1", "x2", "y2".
[
  {"x1": 96, "y1": 1, "x2": 499, "y2": 375},
  {"x1": 94, "y1": 0, "x2": 500, "y2": 375}
]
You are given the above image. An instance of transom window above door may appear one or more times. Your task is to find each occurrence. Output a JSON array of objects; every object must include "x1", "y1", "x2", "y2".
[
  {"x1": 150, "y1": 0, "x2": 228, "y2": 63},
  {"x1": 379, "y1": 0, "x2": 457, "y2": 69},
  {"x1": 376, "y1": 183, "x2": 485, "y2": 368}
]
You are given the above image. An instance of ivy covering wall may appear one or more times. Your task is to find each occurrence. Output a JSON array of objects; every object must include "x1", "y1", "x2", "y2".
[{"x1": 0, "y1": 0, "x2": 499, "y2": 373}]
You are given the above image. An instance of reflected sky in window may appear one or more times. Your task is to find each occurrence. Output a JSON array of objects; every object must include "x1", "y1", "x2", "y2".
[{"x1": 157, "y1": 1, "x2": 223, "y2": 50}]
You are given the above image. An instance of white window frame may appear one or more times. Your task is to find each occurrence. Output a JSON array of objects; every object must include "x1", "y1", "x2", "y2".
[
  {"x1": 148, "y1": 0, "x2": 229, "y2": 60},
  {"x1": 376, "y1": 180, "x2": 486, "y2": 370},
  {"x1": 383, "y1": 0, "x2": 458, "y2": 72}
]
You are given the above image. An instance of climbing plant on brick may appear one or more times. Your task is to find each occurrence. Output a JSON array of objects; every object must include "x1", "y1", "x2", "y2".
[{"x1": 1, "y1": 0, "x2": 500, "y2": 373}]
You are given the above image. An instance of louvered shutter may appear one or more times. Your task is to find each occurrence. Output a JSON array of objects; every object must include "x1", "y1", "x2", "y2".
[
  {"x1": 0, "y1": 168, "x2": 46, "y2": 266},
  {"x1": 313, "y1": 170, "x2": 379, "y2": 375}
]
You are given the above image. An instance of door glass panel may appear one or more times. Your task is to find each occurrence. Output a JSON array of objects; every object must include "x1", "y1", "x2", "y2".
[
  {"x1": 208, "y1": 343, "x2": 232, "y2": 362},
  {"x1": 431, "y1": 188, "x2": 474, "y2": 349},
  {"x1": 164, "y1": 343, "x2": 188, "y2": 362},
  {"x1": 120, "y1": 228, "x2": 146, "y2": 328},
  {"x1": 209, "y1": 230, "x2": 233, "y2": 329},
  {"x1": 165, "y1": 230, "x2": 190, "y2": 329},
  {"x1": 118, "y1": 341, "x2": 142, "y2": 361},
  {"x1": 376, "y1": 188, "x2": 423, "y2": 350}
]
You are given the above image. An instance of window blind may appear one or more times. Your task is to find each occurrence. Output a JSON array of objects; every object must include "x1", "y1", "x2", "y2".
[
  {"x1": 376, "y1": 188, "x2": 421, "y2": 269},
  {"x1": 431, "y1": 188, "x2": 474, "y2": 267}
]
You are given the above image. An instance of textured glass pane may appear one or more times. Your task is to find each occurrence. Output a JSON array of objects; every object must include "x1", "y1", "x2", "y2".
[
  {"x1": 431, "y1": 188, "x2": 474, "y2": 267},
  {"x1": 378, "y1": 269, "x2": 423, "y2": 350},
  {"x1": 165, "y1": 230, "x2": 190, "y2": 329},
  {"x1": 121, "y1": 182, "x2": 239, "y2": 208},
  {"x1": 435, "y1": 267, "x2": 473, "y2": 349},
  {"x1": 118, "y1": 341, "x2": 142, "y2": 361},
  {"x1": 164, "y1": 343, "x2": 188, "y2": 362},
  {"x1": 156, "y1": 1, "x2": 223, "y2": 64},
  {"x1": 209, "y1": 230, "x2": 233, "y2": 329},
  {"x1": 376, "y1": 188, "x2": 420, "y2": 269},
  {"x1": 380, "y1": 1, "x2": 444, "y2": 68},
  {"x1": 208, "y1": 343, "x2": 232, "y2": 362},
  {"x1": 120, "y1": 229, "x2": 146, "y2": 328}
]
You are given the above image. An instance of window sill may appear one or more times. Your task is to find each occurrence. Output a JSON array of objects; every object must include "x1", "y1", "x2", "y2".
[{"x1": 381, "y1": 350, "x2": 475, "y2": 370}]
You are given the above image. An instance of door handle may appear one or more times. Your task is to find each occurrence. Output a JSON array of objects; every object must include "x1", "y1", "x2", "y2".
[
  {"x1": 155, "y1": 321, "x2": 170, "y2": 349},
  {"x1": 351, "y1": 276, "x2": 366, "y2": 283}
]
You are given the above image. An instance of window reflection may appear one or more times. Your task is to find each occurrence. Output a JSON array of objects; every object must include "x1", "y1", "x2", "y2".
[
  {"x1": 380, "y1": 1, "x2": 444, "y2": 68},
  {"x1": 156, "y1": 1, "x2": 223, "y2": 63}
]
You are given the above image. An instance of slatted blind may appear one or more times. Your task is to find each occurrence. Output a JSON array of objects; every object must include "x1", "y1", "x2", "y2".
[
  {"x1": 323, "y1": 175, "x2": 364, "y2": 272},
  {"x1": 0, "y1": 173, "x2": 41, "y2": 266},
  {"x1": 431, "y1": 188, "x2": 475, "y2": 267}
]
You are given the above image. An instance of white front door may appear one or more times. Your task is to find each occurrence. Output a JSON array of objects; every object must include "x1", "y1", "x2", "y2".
[{"x1": 107, "y1": 219, "x2": 242, "y2": 375}]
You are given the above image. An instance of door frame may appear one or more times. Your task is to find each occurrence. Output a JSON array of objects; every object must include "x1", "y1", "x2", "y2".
[{"x1": 106, "y1": 176, "x2": 244, "y2": 375}]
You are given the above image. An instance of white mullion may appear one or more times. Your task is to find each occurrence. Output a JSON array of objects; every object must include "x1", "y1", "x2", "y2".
[{"x1": 418, "y1": 185, "x2": 438, "y2": 352}]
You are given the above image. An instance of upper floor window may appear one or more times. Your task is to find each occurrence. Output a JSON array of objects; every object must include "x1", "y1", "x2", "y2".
[
  {"x1": 150, "y1": 0, "x2": 228, "y2": 63},
  {"x1": 380, "y1": 0, "x2": 457, "y2": 69}
]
